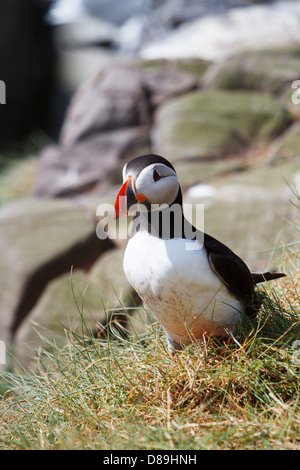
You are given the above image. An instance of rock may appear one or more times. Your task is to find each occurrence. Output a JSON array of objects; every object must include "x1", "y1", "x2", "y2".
[
  {"x1": 89, "y1": 246, "x2": 140, "y2": 310},
  {"x1": 139, "y1": 58, "x2": 211, "y2": 82},
  {"x1": 153, "y1": 90, "x2": 292, "y2": 162},
  {"x1": 0, "y1": 197, "x2": 113, "y2": 348},
  {"x1": 60, "y1": 63, "x2": 150, "y2": 147},
  {"x1": 175, "y1": 159, "x2": 242, "y2": 190},
  {"x1": 34, "y1": 60, "x2": 210, "y2": 198},
  {"x1": 34, "y1": 62, "x2": 156, "y2": 198},
  {"x1": 34, "y1": 126, "x2": 150, "y2": 197},
  {"x1": 142, "y1": 63, "x2": 198, "y2": 106},
  {"x1": 0, "y1": 157, "x2": 37, "y2": 206},
  {"x1": 185, "y1": 160, "x2": 300, "y2": 272},
  {"x1": 268, "y1": 122, "x2": 300, "y2": 161},
  {"x1": 14, "y1": 246, "x2": 141, "y2": 368},
  {"x1": 13, "y1": 270, "x2": 103, "y2": 369},
  {"x1": 203, "y1": 47, "x2": 300, "y2": 94},
  {"x1": 173, "y1": 58, "x2": 212, "y2": 81}
]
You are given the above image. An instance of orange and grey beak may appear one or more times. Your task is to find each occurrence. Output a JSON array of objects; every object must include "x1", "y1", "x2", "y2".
[{"x1": 114, "y1": 176, "x2": 147, "y2": 219}]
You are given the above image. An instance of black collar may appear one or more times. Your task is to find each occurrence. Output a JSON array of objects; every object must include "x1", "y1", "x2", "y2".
[{"x1": 130, "y1": 187, "x2": 201, "y2": 240}]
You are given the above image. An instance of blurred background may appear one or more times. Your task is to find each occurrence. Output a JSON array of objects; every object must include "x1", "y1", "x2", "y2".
[{"x1": 1, "y1": 0, "x2": 300, "y2": 369}]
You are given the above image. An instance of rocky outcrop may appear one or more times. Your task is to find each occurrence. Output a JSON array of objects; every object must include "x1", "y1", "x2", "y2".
[
  {"x1": 0, "y1": 198, "x2": 114, "y2": 350},
  {"x1": 203, "y1": 46, "x2": 300, "y2": 95},
  {"x1": 14, "y1": 246, "x2": 141, "y2": 368},
  {"x1": 268, "y1": 122, "x2": 300, "y2": 161},
  {"x1": 153, "y1": 90, "x2": 292, "y2": 162},
  {"x1": 60, "y1": 64, "x2": 150, "y2": 147},
  {"x1": 35, "y1": 127, "x2": 151, "y2": 197},
  {"x1": 141, "y1": 63, "x2": 198, "y2": 106},
  {"x1": 34, "y1": 61, "x2": 199, "y2": 198}
]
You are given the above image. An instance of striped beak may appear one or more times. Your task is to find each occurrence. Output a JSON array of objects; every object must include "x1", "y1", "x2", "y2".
[{"x1": 114, "y1": 176, "x2": 137, "y2": 220}]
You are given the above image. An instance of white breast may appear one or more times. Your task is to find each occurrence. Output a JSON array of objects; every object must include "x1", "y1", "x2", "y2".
[{"x1": 123, "y1": 231, "x2": 242, "y2": 347}]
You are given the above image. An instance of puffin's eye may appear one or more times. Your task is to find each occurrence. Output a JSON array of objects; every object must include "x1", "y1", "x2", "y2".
[{"x1": 153, "y1": 169, "x2": 161, "y2": 182}]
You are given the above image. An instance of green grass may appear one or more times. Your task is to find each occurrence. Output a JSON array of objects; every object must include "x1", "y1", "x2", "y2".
[{"x1": 0, "y1": 277, "x2": 299, "y2": 450}]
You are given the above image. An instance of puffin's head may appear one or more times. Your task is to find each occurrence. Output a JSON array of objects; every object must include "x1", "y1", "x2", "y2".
[{"x1": 114, "y1": 154, "x2": 181, "y2": 219}]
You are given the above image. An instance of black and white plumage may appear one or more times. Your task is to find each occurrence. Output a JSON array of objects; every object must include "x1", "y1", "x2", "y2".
[{"x1": 114, "y1": 154, "x2": 285, "y2": 351}]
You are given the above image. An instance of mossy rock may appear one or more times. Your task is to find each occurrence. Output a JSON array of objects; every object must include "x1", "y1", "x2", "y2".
[
  {"x1": 174, "y1": 58, "x2": 211, "y2": 81},
  {"x1": 215, "y1": 158, "x2": 300, "y2": 189},
  {"x1": 202, "y1": 196, "x2": 297, "y2": 272},
  {"x1": 0, "y1": 156, "x2": 37, "y2": 205},
  {"x1": 138, "y1": 57, "x2": 211, "y2": 81},
  {"x1": 175, "y1": 159, "x2": 241, "y2": 189},
  {"x1": 89, "y1": 246, "x2": 140, "y2": 310},
  {"x1": 269, "y1": 123, "x2": 300, "y2": 161},
  {"x1": 14, "y1": 270, "x2": 104, "y2": 368},
  {"x1": 204, "y1": 47, "x2": 300, "y2": 94},
  {"x1": 89, "y1": 244, "x2": 152, "y2": 342},
  {"x1": 14, "y1": 246, "x2": 142, "y2": 368},
  {"x1": 0, "y1": 197, "x2": 111, "y2": 350},
  {"x1": 153, "y1": 90, "x2": 292, "y2": 162},
  {"x1": 185, "y1": 160, "x2": 300, "y2": 272}
]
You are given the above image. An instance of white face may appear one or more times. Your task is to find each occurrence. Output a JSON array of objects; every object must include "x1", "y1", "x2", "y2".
[{"x1": 134, "y1": 163, "x2": 179, "y2": 206}]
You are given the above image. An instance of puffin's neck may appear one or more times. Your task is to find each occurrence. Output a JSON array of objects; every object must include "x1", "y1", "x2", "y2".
[{"x1": 130, "y1": 188, "x2": 191, "y2": 240}]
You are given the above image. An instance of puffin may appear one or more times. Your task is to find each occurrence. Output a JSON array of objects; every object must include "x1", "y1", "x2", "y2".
[{"x1": 114, "y1": 154, "x2": 285, "y2": 352}]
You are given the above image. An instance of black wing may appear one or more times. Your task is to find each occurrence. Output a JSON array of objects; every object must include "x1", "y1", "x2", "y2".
[{"x1": 203, "y1": 232, "x2": 259, "y2": 317}]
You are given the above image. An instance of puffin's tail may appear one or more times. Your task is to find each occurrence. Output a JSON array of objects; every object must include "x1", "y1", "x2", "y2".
[{"x1": 251, "y1": 271, "x2": 286, "y2": 284}]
